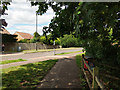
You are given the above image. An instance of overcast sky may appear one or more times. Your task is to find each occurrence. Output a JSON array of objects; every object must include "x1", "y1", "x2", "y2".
[{"x1": 1, "y1": 0, "x2": 55, "y2": 35}]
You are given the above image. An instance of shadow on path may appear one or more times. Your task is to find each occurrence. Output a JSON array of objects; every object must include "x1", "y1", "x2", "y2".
[{"x1": 37, "y1": 56, "x2": 82, "y2": 88}]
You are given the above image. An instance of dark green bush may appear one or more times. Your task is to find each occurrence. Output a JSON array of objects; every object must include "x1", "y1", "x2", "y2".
[{"x1": 60, "y1": 34, "x2": 80, "y2": 47}]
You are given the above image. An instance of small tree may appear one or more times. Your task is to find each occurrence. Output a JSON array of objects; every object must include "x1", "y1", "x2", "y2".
[{"x1": 29, "y1": 32, "x2": 41, "y2": 43}]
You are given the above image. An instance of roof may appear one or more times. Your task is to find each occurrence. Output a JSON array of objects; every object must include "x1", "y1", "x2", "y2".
[
  {"x1": 14, "y1": 32, "x2": 33, "y2": 39},
  {"x1": 0, "y1": 28, "x2": 10, "y2": 34}
]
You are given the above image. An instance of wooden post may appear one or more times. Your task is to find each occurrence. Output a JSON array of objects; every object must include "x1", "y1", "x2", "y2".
[
  {"x1": 94, "y1": 66, "x2": 99, "y2": 77},
  {"x1": 92, "y1": 67, "x2": 99, "y2": 89},
  {"x1": 95, "y1": 67, "x2": 99, "y2": 88},
  {"x1": 92, "y1": 68, "x2": 95, "y2": 89},
  {"x1": 81, "y1": 54, "x2": 84, "y2": 69}
]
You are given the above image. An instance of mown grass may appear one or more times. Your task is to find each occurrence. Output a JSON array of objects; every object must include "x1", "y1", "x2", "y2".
[
  {"x1": 23, "y1": 47, "x2": 82, "y2": 54},
  {"x1": 0, "y1": 59, "x2": 27, "y2": 64},
  {"x1": 76, "y1": 54, "x2": 88, "y2": 88},
  {"x1": 2, "y1": 59, "x2": 58, "y2": 89},
  {"x1": 55, "y1": 50, "x2": 82, "y2": 55}
]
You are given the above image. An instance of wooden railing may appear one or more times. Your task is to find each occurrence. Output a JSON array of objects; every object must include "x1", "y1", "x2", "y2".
[{"x1": 81, "y1": 54, "x2": 105, "y2": 90}]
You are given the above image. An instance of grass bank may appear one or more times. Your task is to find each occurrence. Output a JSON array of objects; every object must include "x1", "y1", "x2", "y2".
[
  {"x1": 2, "y1": 59, "x2": 58, "y2": 89},
  {"x1": 76, "y1": 54, "x2": 88, "y2": 88},
  {"x1": 55, "y1": 50, "x2": 82, "y2": 55},
  {"x1": 0, "y1": 59, "x2": 27, "y2": 64}
]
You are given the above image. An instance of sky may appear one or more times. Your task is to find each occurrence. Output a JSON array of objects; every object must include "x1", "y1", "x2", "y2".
[{"x1": 1, "y1": 0, "x2": 55, "y2": 35}]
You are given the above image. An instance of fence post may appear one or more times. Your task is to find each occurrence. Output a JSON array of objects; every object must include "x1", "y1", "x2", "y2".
[
  {"x1": 92, "y1": 68, "x2": 95, "y2": 89},
  {"x1": 92, "y1": 66, "x2": 99, "y2": 89},
  {"x1": 95, "y1": 67, "x2": 99, "y2": 88},
  {"x1": 82, "y1": 54, "x2": 84, "y2": 69}
]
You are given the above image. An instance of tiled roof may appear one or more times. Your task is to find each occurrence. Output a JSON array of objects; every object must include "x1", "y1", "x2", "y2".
[
  {"x1": 0, "y1": 28, "x2": 10, "y2": 34},
  {"x1": 15, "y1": 32, "x2": 33, "y2": 39}
]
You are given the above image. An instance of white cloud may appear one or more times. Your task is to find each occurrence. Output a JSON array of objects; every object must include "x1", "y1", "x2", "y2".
[{"x1": 1, "y1": 0, "x2": 55, "y2": 35}]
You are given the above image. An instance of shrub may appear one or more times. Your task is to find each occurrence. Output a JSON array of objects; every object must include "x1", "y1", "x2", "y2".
[{"x1": 60, "y1": 34, "x2": 79, "y2": 47}]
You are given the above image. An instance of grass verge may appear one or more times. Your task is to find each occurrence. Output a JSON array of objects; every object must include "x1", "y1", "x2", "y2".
[
  {"x1": 2, "y1": 59, "x2": 58, "y2": 89},
  {"x1": 23, "y1": 47, "x2": 82, "y2": 54},
  {"x1": 55, "y1": 50, "x2": 82, "y2": 55},
  {"x1": 76, "y1": 54, "x2": 89, "y2": 88},
  {"x1": 0, "y1": 59, "x2": 27, "y2": 64}
]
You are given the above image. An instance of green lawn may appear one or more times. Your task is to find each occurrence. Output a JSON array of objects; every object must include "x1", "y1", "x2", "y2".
[
  {"x1": 0, "y1": 59, "x2": 27, "y2": 64},
  {"x1": 2, "y1": 59, "x2": 58, "y2": 89},
  {"x1": 55, "y1": 50, "x2": 82, "y2": 55}
]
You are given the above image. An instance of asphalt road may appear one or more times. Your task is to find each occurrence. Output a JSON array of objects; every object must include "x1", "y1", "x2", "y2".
[{"x1": 2, "y1": 48, "x2": 83, "y2": 61}]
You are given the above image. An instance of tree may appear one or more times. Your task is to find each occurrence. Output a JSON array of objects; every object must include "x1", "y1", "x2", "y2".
[
  {"x1": 30, "y1": 32, "x2": 41, "y2": 43},
  {"x1": 30, "y1": 2, "x2": 120, "y2": 64},
  {"x1": 42, "y1": 26, "x2": 48, "y2": 41},
  {"x1": 74, "y1": 2, "x2": 120, "y2": 64},
  {"x1": 0, "y1": 2, "x2": 10, "y2": 30}
]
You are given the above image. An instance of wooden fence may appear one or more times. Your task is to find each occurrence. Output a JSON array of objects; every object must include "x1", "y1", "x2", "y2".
[{"x1": 81, "y1": 54, "x2": 105, "y2": 90}]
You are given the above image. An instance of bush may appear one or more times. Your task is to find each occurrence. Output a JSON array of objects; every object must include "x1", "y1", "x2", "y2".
[
  {"x1": 83, "y1": 40, "x2": 119, "y2": 65},
  {"x1": 18, "y1": 39, "x2": 30, "y2": 43},
  {"x1": 60, "y1": 34, "x2": 79, "y2": 47}
]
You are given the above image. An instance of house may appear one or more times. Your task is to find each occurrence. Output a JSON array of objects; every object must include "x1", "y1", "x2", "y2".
[
  {"x1": 0, "y1": 27, "x2": 10, "y2": 34},
  {"x1": 14, "y1": 31, "x2": 33, "y2": 41},
  {"x1": 0, "y1": 28, "x2": 17, "y2": 52}
]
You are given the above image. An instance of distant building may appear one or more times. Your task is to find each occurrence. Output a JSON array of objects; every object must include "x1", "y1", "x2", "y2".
[
  {"x1": 0, "y1": 27, "x2": 10, "y2": 34},
  {"x1": 14, "y1": 31, "x2": 33, "y2": 41},
  {"x1": 0, "y1": 28, "x2": 17, "y2": 52}
]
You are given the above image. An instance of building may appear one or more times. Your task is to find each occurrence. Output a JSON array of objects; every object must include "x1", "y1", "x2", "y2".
[
  {"x1": 0, "y1": 28, "x2": 17, "y2": 52},
  {"x1": 14, "y1": 31, "x2": 33, "y2": 41},
  {"x1": 0, "y1": 27, "x2": 10, "y2": 34}
]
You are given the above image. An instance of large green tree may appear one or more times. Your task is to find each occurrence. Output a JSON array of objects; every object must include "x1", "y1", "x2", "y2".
[{"x1": 30, "y1": 1, "x2": 120, "y2": 64}]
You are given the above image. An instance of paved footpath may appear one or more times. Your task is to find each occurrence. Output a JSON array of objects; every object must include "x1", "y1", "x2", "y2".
[{"x1": 37, "y1": 56, "x2": 81, "y2": 88}]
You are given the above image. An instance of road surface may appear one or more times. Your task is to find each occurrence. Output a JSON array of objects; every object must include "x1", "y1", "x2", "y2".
[{"x1": 2, "y1": 48, "x2": 83, "y2": 61}]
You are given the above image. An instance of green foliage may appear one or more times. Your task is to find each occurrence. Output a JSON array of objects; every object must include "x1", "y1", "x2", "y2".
[
  {"x1": 40, "y1": 34, "x2": 60, "y2": 45},
  {"x1": 40, "y1": 35, "x2": 47, "y2": 44},
  {"x1": 34, "y1": 32, "x2": 40, "y2": 37},
  {"x1": 33, "y1": 32, "x2": 41, "y2": 42},
  {"x1": 29, "y1": 38, "x2": 36, "y2": 43},
  {"x1": 60, "y1": 34, "x2": 79, "y2": 47},
  {"x1": 2, "y1": 59, "x2": 58, "y2": 89},
  {"x1": 28, "y1": 32, "x2": 41, "y2": 43},
  {"x1": 18, "y1": 39, "x2": 30, "y2": 43},
  {"x1": 55, "y1": 38, "x2": 61, "y2": 45},
  {"x1": 0, "y1": 2, "x2": 10, "y2": 14},
  {"x1": 74, "y1": 2, "x2": 120, "y2": 65}
]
